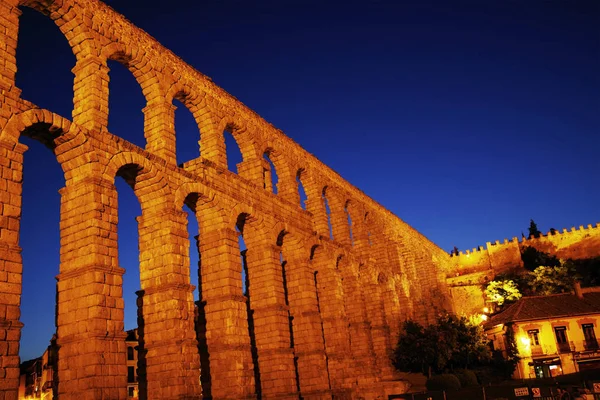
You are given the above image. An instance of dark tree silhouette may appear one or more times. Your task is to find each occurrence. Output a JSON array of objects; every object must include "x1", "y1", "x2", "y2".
[{"x1": 528, "y1": 219, "x2": 542, "y2": 238}]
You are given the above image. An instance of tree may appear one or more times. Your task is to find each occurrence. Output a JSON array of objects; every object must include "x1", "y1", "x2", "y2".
[
  {"x1": 393, "y1": 320, "x2": 437, "y2": 377},
  {"x1": 490, "y1": 323, "x2": 520, "y2": 379},
  {"x1": 521, "y1": 246, "x2": 560, "y2": 271},
  {"x1": 393, "y1": 314, "x2": 492, "y2": 377},
  {"x1": 437, "y1": 314, "x2": 491, "y2": 370},
  {"x1": 484, "y1": 280, "x2": 522, "y2": 307},
  {"x1": 527, "y1": 264, "x2": 577, "y2": 295},
  {"x1": 528, "y1": 219, "x2": 542, "y2": 239}
]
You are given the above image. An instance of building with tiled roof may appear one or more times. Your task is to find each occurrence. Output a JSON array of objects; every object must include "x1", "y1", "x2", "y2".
[{"x1": 485, "y1": 284, "x2": 600, "y2": 379}]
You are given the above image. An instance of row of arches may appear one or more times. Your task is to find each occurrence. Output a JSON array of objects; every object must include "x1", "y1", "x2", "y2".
[
  {"x1": 0, "y1": 110, "x2": 427, "y2": 399},
  {"x1": 5, "y1": 0, "x2": 384, "y2": 252}
]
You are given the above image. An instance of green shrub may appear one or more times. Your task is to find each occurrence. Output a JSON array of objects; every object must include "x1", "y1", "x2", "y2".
[
  {"x1": 453, "y1": 369, "x2": 478, "y2": 387},
  {"x1": 426, "y1": 374, "x2": 461, "y2": 391}
]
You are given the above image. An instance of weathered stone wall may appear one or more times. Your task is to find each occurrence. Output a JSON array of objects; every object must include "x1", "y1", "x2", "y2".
[
  {"x1": 0, "y1": 0, "x2": 453, "y2": 399},
  {"x1": 450, "y1": 223, "x2": 600, "y2": 275},
  {"x1": 447, "y1": 224, "x2": 600, "y2": 316}
]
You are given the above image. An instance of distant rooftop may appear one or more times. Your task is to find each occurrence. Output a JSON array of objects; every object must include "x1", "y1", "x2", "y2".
[{"x1": 487, "y1": 288, "x2": 600, "y2": 327}]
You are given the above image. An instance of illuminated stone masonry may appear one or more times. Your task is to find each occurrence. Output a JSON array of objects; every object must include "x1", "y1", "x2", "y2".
[
  {"x1": 0, "y1": 0, "x2": 452, "y2": 399},
  {"x1": 447, "y1": 224, "x2": 600, "y2": 316}
]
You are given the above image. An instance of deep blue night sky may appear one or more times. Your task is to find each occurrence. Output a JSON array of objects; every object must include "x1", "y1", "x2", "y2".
[{"x1": 13, "y1": 0, "x2": 599, "y2": 360}]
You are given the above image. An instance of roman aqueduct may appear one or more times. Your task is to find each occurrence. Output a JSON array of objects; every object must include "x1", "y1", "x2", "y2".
[{"x1": 0, "y1": 0, "x2": 454, "y2": 398}]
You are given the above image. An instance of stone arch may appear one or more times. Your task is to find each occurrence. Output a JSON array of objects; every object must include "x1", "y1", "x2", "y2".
[
  {"x1": 101, "y1": 44, "x2": 164, "y2": 106},
  {"x1": 228, "y1": 203, "x2": 261, "y2": 233},
  {"x1": 102, "y1": 151, "x2": 171, "y2": 210},
  {"x1": 344, "y1": 199, "x2": 355, "y2": 245},
  {"x1": 1, "y1": 109, "x2": 99, "y2": 180},
  {"x1": 261, "y1": 141, "x2": 296, "y2": 199},
  {"x1": 168, "y1": 86, "x2": 207, "y2": 164},
  {"x1": 217, "y1": 118, "x2": 259, "y2": 164},
  {"x1": 321, "y1": 185, "x2": 336, "y2": 240},
  {"x1": 336, "y1": 253, "x2": 359, "y2": 278},
  {"x1": 19, "y1": 0, "x2": 97, "y2": 60},
  {"x1": 295, "y1": 167, "x2": 308, "y2": 209},
  {"x1": 174, "y1": 182, "x2": 220, "y2": 212}
]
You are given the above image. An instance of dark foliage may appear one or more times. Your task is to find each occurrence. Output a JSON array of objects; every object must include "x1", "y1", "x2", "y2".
[
  {"x1": 521, "y1": 246, "x2": 560, "y2": 271},
  {"x1": 453, "y1": 369, "x2": 478, "y2": 387},
  {"x1": 528, "y1": 219, "x2": 542, "y2": 239},
  {"x1": 426, "y1": 374, "x2": 461, "y2": 391},
  {"x1": 393, "y1": 314, "x2": 491, "y2": 378}
]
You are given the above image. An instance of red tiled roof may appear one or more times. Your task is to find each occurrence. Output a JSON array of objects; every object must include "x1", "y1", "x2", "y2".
[{"x1": 486, "y1": 291, "x2": 600, "y2": 327}]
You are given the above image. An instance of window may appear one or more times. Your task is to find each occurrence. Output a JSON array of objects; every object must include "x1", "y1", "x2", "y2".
[
  {"x1": 128, "y1": 387, "x2": 134, "y2": 397},
  {"x1": 554, "y1": 326, "x2": 570, "y2": 353},
  {"x1": 554, "y1": 327, "x2": 567, "y2": 344},
  {"x1": 528, "y1": 329, "x2": 540, "y2": 346},
  {"x1": 583, "y1": 324, "x2": 598, "y2": 350},
  {"x1": 127, "y1": 366, "x2": 135, "y2": 383},
  {"x1": 127, "y1": 346, "x2": 134, "y2": 360}
]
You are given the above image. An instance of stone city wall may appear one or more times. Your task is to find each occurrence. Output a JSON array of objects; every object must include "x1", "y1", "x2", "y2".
[
  {"x1": 447, "y1": 223, "x2": 600, "y2": 316},
  {"x1": 450, "y1": 223, "x2": 600, "y2": 275},
  {"x1": 0, "y1": 0, "x2": 453, "y2": 399}
]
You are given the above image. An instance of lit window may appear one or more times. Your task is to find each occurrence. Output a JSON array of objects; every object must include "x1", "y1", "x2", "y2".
[
  {"x1": 528, "y1": 329, "x2": 540, "y2": 346},
  {"x1": 554, "y1": 327, "x2": 567, "y2": 344}
]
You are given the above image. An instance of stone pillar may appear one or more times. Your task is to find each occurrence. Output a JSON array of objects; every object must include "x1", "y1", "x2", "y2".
[
  {"x1": 341, "y1": 266, "x2": 378, "y2": 385},
  {"x1": 381, "y1": 283, "x2": 402, "y2": 356},
  {"x1": 347, "y1": 205, "x2": 369, "y2": 256},
  {"x1": 143, "y1": 100, "x2": 177, "y2": 165},
  {"x1": 0, "y1": 141, "x2": 25, "y2": 399},
  {"x1": 197, "y1": 109, "x2": 226, "y2": 168},
  {"x1": 362, "y1": 279, "x2": 395, "y2": 380},
  {"x1": 262, "y1": 158, "x2": 273, "y2": 192},
  {"x1": 243, "y1": 227, "x2": 298, "y2": 399},
  {"x1": 237, "y1": 158, "x2": 264, "y2": 186},
  {"x1": 137, "y1": 207, "x2": 200, "y2": 399},
  {"x1": 311, "y1": 249, "x2": 355, "y2": 396},
  {"x1": 282, "y1": 239, "x2": 331, "y2": 398},
  {"x1": 72, "y1": 55, "x2": 110, "y2": 132},
  {"x1": 277, "y1": 172, "x2": 300, "y2": 206},
  {"x1": 325, "y1": 189, "x2": 351, "y2": 245},
  {"x1": 56, "y1": 176, "x2": 128, "y2": 400},
  {"x1": 267, "y1": 153, "x2": 297, "y2": 204},
  {"x1": 197, "y1": 222, "x2": 256, "y2": 399},
  {"x1": 0, "y1": 0, "x2": 19, "y2": 92}
]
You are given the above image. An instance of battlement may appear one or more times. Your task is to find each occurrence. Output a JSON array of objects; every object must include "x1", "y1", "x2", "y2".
[{"x1": 451, "y1": 222, "x2": 600, "y2": 258}]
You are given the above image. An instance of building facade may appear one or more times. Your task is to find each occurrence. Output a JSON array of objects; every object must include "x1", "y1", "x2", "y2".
[{"x1": 486, "y1": 286, "x2": 600, "y2": 379}]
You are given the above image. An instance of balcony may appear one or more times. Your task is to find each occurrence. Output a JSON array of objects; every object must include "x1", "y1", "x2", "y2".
[
  {"x1": 557, "y1": 341, "x2": 573, "y2": 354},
  {"x1": 531, "y1": 345, "x2": 545, "y2": 356},
  {"x1": 584, "y1": 339, "x2": 599, "y2": 351}
]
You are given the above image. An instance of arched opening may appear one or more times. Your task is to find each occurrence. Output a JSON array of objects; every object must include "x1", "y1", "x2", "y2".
[
  {"x1": 322, "y1": 187, "x2": 333, "y2": 240},
  {"x1": 224, "y1": 129, "x2": 243, "y2": 174},
  {"x1": 277, "y1": 231, "x2": 301, "y2": 395},
  {"x1": 115, "y1": 167, "x2": 142, "y2": 335},
  {"x1": 179, "y1": 195, "x2": 201, "y2": 304},
  {"x1": 181, "y1": 194, "x2": 207, "y2": 397},
  {"x1": 114, "y1": 164, "x2": 144, "y2": 398},
  {"x1": 365, "y1": 212, "x2": 373, "y2": 246},
  {"x1": 236, "y1": 214, "x2": 261, "y2": 398},
  {"x1": 174, "y1": 96, "x2": 201, "y2": 166},
  {"x1": 106, "y1": 58, "x2": 146, "y2": 148},
  {"x1": 19, "y1": 133, "x2": 62, "y2": 371},
  {"x1": 263, "y1": 152, "x2": 278, "y2": 194},
  {"x1": 15, "y1": 7, "x2": 75, "y2": 121},
  {"x1": 345, "y1": 201, "x2": 354, "y2": 246},
  {"x1": 296, "y1": 169, "x2": 307, "y2": 210}
]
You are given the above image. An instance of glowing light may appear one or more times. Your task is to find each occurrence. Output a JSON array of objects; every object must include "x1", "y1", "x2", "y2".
[
  {"x1": 483, "y1": 307, "x2": 490, "y2": 313},
  {"x1": 520, "y1": 336, "x2": 531, "y2": 347},
  {"x1": 480, "y1": 314, "x2": 488, "y2": 321}
]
